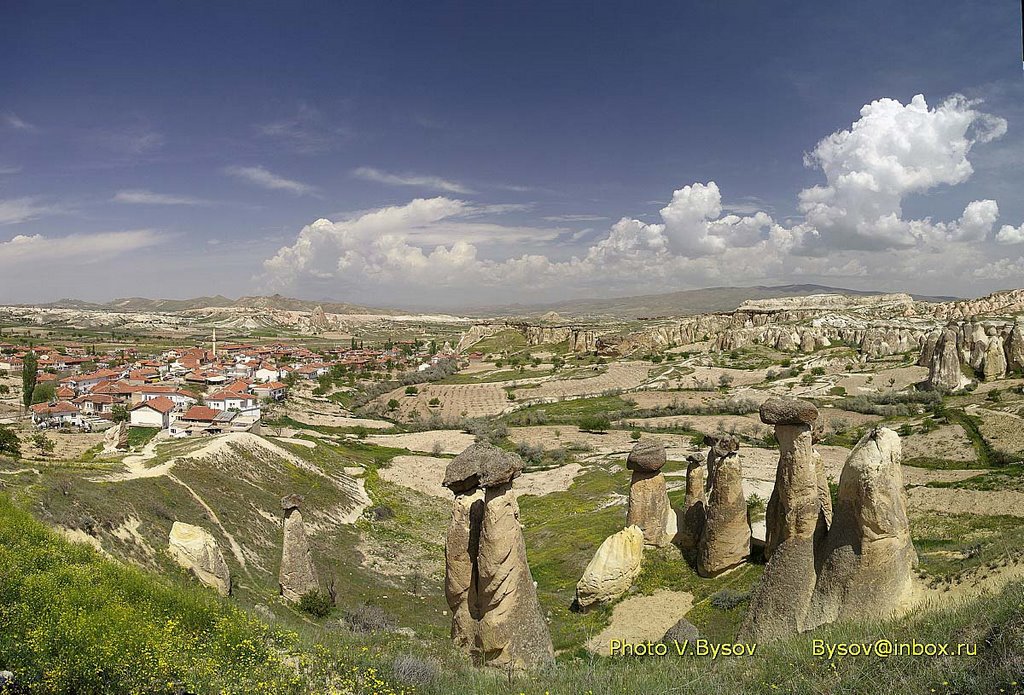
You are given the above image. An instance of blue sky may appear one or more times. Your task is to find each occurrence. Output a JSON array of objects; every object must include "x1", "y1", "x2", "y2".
[{"x1": 1, "y1": 1, "x2": 1022, "y2": 308}]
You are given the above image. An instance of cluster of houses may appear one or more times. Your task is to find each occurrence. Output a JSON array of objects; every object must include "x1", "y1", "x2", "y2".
[{"x1": 2, "y1": 334, "x2": 459, "y2": 439}]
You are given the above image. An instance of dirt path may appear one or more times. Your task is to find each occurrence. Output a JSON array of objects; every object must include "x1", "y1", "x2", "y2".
[
  {"x1": 167, "y1": 473, "x2": 248, "y2": 570},
  {"x1": 907, "y1": 486, "x2": 1024, "y2": 518},
  {"x1": 100, "y1": 431, "x2": 174, "y2": 482},
  {"x1": 585, "y1": 589, "x2": 694, "y2": 655}
]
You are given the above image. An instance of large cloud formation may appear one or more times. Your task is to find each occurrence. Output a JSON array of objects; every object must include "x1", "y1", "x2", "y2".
[{"x1": 262, "y1": 94, "x2": 1020, "y2": 303}]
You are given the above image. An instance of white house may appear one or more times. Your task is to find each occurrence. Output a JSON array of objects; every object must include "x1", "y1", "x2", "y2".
[
  {"x1": 129, "y1": 396, "x2": 176, "y2": 429},
  {"x1": 30, "y1": 401, "x2": 83, "y2": 428},
  {"x1": 135, "y1": 386, "x2": 198, "y2": 409},
  {"x1": 252, "y1": 381, "x2": 288, "y2": 401},
  {"x1": 253, "y1": 365, "x2": 281, "y2": 383},
  {"x1": 205, "y1": 390, "x2": 261, "y2": 418}
]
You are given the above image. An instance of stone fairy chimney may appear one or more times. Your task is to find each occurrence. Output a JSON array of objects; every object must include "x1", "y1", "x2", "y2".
[
  {"x1": 625, "y1": 439, "x2": 671, "y2": 547},
  {"x1": 279, "y1": 494, "x2": 320, "y2": 602},
  {"x1": 442, "y1": 442, "x2": 554, "y2": 670},
  {"x1": 697, "y1": 435, "x2": 749, "y2": 577}
]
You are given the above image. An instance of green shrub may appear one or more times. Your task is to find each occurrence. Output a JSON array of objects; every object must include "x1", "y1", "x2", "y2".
[
  {"x1": 298, "y1": 590, "x2": 334, "y2": 618},
  {"x1": 577, "y1": 415, "x2": 610, "y2": 433}
]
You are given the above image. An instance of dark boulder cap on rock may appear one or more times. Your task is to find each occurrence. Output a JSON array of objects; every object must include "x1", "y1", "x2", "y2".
[
  {"x1": 627, "y1": 439, "x2": 667, "y2": 472},
  {"x1": 685, "y1": 452, "x2": 706, "y2": 465},
  {"x1": 281, "y1": 493, "x2": 304, "y2": 511},
  {"x1": 759, "y1": 397, "x2": 819, "y2": 426},
  {"x1": 705, "y1": 433, "x2": 739, "y2": 456},
  {"x1": 443, "y1": 442, "x2": 524, "y2": 493}
]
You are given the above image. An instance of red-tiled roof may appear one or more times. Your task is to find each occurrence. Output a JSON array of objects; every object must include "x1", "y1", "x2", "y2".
[
  {"x1": 180, "y1": 405, "x2": 219, "y2": 422},
  {"x1": 131, "y1": 396, "x2": 176, "y2": 414},
  {"x1": 206, "y1": 390, "x2": 257, "y2": 402},
  {"x1": 30, "y1": 400, "x2": 79, "y2": 415}
]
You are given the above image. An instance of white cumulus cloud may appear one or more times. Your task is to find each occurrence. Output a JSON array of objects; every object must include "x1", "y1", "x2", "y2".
[{"x1": 995, "y1": 224, "x2": 1024, "y2": 245}]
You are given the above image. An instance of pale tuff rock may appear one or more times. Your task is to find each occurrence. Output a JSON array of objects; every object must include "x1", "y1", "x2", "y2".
[
  {"x1": 968, "y1": 323, "x2": 989, "y2": 372},
  {"x1": 442, "y1": 448, "x2": 553, "y2": 669},
  {"x1": 476, "y1": 482, "x2": 555, "y2": 669},
  {"x1": 102, "y1": 422, "x2": 129, "y2": 453},
  {"x1": 916, "y1": 330, "x2": 939, "y2": 367},
  {"x1": 168, "y1": 522, "x2": 231, "y2": 596},
  {"x1": 814, "y1": 450, "x2": 833, "y2": 530},
  {"x1": 575, "y1": 525, "x2": 644, "y2": 609},
  {"x1": 742, "y1": 427, "x2": 917, "y2": 641},
  {"x1": 805, "y1": 428, "x2": 917, "y2": 630},
  {"x1": 676, "y1": 454, "x2": 707, "y2": 552},
  {"x1": 626, "y1": 439, "x2": 667, "y2": 472},
  {"x1": 445, "y1": 488, "x2": 485, "y2": 652},
  {"x1": 308, "y1": 305, "x2": 332, "y2": 333},
  {"x1": 1008, "y1": 321, "x2": 1024, "y2": 373},
  {"x1": 626, "y1": 440, "x2": 671, "y2": 546},
  {"x1": 697, "y1": 449, "x2": 749, "y2": 577},
  {"x1": 278, "y1": 494, "x2": 320, "y2": 603},
  {"x1": 926, "y1": 328, "x2": 968, "y2": 391},
  {"x1": 983, "y1": 335, "x2": 1008, "y2": 381}
]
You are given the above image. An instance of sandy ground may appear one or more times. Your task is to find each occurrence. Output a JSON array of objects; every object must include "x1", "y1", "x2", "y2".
[
  {"x1": 907, "y1": 486, "x2": 1024, "y2": 518},
  {"x1": 507, "y1": 426, "x2": 700, "y2": 459},
  {"x1": 377, "y1": 362, "x2": 653, "y2": 421},
  {"x1": 287, "y1": 411, "x2": 393, "y2": 430},
  {"x1": 273, "y1": 436, "x2": 317, "y2": 448},
  {"x1": 670, "y1": 366, "x2": 768, "y2": 390},
  {"x1": 834, "y1": 365, "x2": 930, "y2": 394},
  {"x1": 586, "y1": 589, "x2": 694, "y2": 655},
  {"x1": 902, "y1": 424, "x2": 977, "y2": 463},
  {"x1": 379, "y1": 454, "x2": 584, "y2": 500},
  {"x1": 900, "y1": 467, "x2": 985, "y2": 486},
  {"x1": 969, "y1": 406, "x2": 1024, "y2": 459},
  {"x1": 623, "y1": 414, "x2": 768, "y2": 440},
  {"x1": 366, "y1": 430, "x2": 476, "y2": 455},
  {"x1": 626, "y1": 390, "x2": 721, "y2": 410}
]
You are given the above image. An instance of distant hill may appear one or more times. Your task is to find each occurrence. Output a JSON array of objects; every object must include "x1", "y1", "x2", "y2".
[
  {"x1": 467, "y1": 284, "x2": 959, "y2": 319},
  {"x1": 35, "y1": 294, "x2": 399, "y2": 316}
]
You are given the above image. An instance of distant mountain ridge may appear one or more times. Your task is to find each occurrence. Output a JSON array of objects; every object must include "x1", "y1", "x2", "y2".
[
  {"x1": 466, "y1": 284, "x2": 959, "y2": 319},
  {"x1": 35, "y1": 294, "x2": 400, "y2": 316}
]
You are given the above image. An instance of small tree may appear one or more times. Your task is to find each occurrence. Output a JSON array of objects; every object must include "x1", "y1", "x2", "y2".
[
  {"x1": 405, "y1": 386, "x2": 418, "y2": 396},
  {"x1": 578, "y1": 415, "x2": 610, "y2": 433},
  {"x1": 22, "y1": 351, "x2": 38, "y2": 410},
  {"x1": 387, "y1": 398, "x2": 400, "y2": 411},
  {"x1": 31, "y1": 382, "x2": 56, "y2": 405},
  {"x1": 0, "y1": 426, "x2": 20, "y2": 459},
  {"x1": 111, "y1": 404, "x2": 130, "y2": 423},
  {"x1": 32, "y1": 432, "x2": 54, "y2": 456}
]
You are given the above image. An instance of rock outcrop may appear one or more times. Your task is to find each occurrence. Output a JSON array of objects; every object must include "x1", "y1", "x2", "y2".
[
  {"x1": 805, "y1": 428, "x2": 917, "y2": 629},
  {"x1": 168, "y1": 522, "x2": 231, "y2": 596},
  {"x1": 626, "y1": 439, "x2": 671, "y2": 547},
  {"x1": 1008, "y1": 320, "x2": 1024, "y2": 373},
  {"x1": 575, "y1": 525, "x2": 644, "y2": 610},
  {"x1": 742, "y1": 427, "x2": 917, "y2": 641},
  {"x1": 983, "y1": 335, "x2": 1008, "y2": 381},
  {"x1": 697, "y1": 443, "x2": 749, "y2": 577},
  {"x1": 676, "y1": 453, "x2": 707, "y2": 552},
  {"x1": 102, "y1": 422, "x2": 129, "y2": 453},
  {"x1": 278, "y1": 494, "x2": 320, "y2": 603},
  {"x1": 443, "y1": 443, "x2": 553, "y2": 669},
  {"x1": 925, "y1": 327, "x2": 968, "y2": 391},
  {"x1": 662, "y1": 617, "x2": 700, "y2": 644}
]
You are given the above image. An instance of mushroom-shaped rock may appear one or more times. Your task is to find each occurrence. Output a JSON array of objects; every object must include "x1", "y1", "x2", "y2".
[
  {"x1": 168, "y1": 522, "x2": 231, "y2": 596},
  {"x1": 759, "y1": 397, "x2": 819, "y2": 426},
  {"x1": 626, "y1": 439, "x2": 667, "y2": 472},
  {"x1": 575, "y1": 526, "x2": 644, "y2": 610},
  {"x1": 445, "y1": 488, "x2": 485, "y2": 652},
  {"x1": 443, "y1": 441, "x2": 524, "y2": 493}
]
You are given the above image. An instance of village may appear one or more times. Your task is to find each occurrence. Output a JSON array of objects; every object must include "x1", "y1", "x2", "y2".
[{"x1": 0, "y1": 329, "x2": 459, "y2": 443}]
